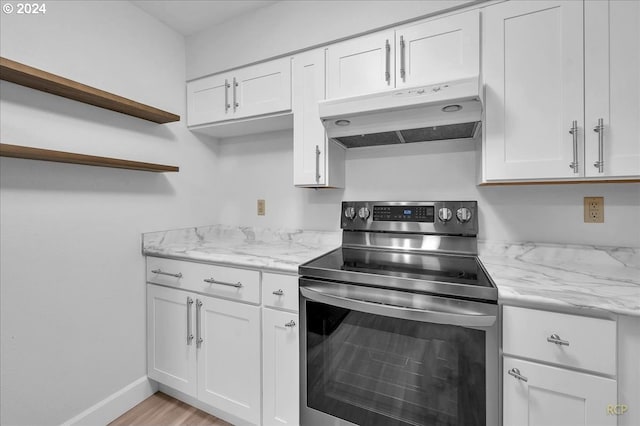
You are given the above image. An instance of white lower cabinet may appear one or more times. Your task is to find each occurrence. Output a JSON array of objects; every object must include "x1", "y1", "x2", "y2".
[
  {"x1": 147, "y1": 259, "x2": 300, "y2": 426},
  {"x1": 262, "y1": 308, "x2": 299, "y2": 425},
  {"x1": 503, "y1": 357, "x2": 617, "y2": 426},
  {"x1": 147, "y1": 284, "x2": 197, "y2": 397},
  {"x1": 197, "y1": 295, "x2": 261, "y2": 424},
  {"x1": 502, "y1": 306, "x2": 618, "y2": 426},
  {"x1": 262, "y1": 273, "x2": 300, "y2": 426},
  {"x1": 147, "y1": 282, "x2": 261, "y2": 425}
]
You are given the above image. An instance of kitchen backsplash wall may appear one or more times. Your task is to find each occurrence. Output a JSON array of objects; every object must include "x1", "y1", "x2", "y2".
[{"x1": 214, "y1": 130, "x2": 640, "y2": 248}]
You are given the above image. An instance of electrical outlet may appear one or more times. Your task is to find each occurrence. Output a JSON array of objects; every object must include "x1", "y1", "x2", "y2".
[
  {"x1": 257, "y1": 199, "x2": 265, "y2": 216},
  {"x1": 584, "y1": 197, "x2": 604, "y2": 223}
]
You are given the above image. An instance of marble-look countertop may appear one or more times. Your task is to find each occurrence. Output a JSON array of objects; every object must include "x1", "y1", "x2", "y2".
[
  {"x1": 142, "y1": 225, "x2": 640, "y2": 317},
  {"x1": 479, "y1": 241, "x2": 640, "y2": 317},
  {"x1": 142, "y1": 225, "x2": 341, "y2": 274}
]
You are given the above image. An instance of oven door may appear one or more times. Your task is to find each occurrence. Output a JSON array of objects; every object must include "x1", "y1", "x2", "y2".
[{"x1": 299, "y1": 278, "x2": 499, "y2": 426}]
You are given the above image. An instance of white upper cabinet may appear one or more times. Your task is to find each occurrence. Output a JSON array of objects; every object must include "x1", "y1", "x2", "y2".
[
  {"x1": 326, "y1": 30, "x2": 395, "y2": 99},
  {"x1": 584, "y1": 0, "x2": 640, "y2": 178},
  {"x1": 292, "y1": 48, "x2": 345, "y2": 188},
  {"x1": 326, "y1": 10, "x2": 480, "y2": 100},
  {"x1": 483, "y1": 1, "x2": 584, "y2": 181},
  {"x1": 483, "y1": 0, "x2": 640, "y2": 182},
  {"x1": 187, "y1": 57, "x2": 291, "y2": 127},
  {"x1": 396, "y1": 9, "x2": 479, "y2": 88}
]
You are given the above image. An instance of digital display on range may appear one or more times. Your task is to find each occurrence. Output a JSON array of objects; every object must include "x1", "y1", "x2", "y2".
[{"x1": 373, "y1": 205, "x2": 435, "y2": 222}]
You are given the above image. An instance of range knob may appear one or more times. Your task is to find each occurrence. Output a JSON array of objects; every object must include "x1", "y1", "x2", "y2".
[
  {"x1": 438, "y1": 207, "x2": 453, "y2": 222},
  {"x1": 344, "y1": 206, "x2": 356, "y2": 220},
  {"x1": 358, "y1": 207, "x2": 370, "y2": 220},
  {"x1": 456, "y1": 207, "x2": 472, "y2": 223}
]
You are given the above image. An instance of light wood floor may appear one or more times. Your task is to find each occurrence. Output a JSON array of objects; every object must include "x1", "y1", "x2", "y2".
[{"x1": 109, "y1": 392, "x2": 233, "y2": 426}]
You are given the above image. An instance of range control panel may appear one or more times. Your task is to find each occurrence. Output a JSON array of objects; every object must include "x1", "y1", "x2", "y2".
[
  {"x1": 341, "y1": 201, "x2": 478, "y2": 236},
  {"x1": 372, "y1": 205, "x2": 435, "y2": 222}
]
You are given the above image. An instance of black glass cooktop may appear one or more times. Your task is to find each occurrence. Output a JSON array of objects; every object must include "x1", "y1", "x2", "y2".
[{"x1": 300, "y1": 248, "x2": 497, "y2": 302}]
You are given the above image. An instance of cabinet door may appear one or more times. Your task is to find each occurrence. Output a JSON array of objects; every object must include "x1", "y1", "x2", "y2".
[
  {"x1": 483, "y1": 1, "x2": 584, "y2": 181},
  {"x1": 504, "y1": 357, "x2": 616, "y2": 426},
  {"x1": 327, "y1": 30, "x2": 395, "y2": 99},
  {"x1": 585, "y1": 0, "x2": 640, "y2": 178},
  {"x1": 292, "y1": 48, "x2": 345, "y2": 188},
  {"x1": 147, "y1": 285, "x2": 197, "y2": 397},
  {"x1": 187, "y1": 74, "x2": 231, "y2": 126},
  {"x1": 396, "y1": 10, "x2": 479, "y2": 88},
  {"x1": 233, "y1": 57, "x2": 292, "y2": 120},
  {"x1": 263, "y1": 308, "x2": 299, "y2": 426},
  {"x1": 196, "y1": 296, "x2": 261, "y2": 425}
]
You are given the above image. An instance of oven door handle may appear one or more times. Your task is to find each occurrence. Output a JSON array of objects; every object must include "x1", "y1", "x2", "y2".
[{"x1": 300, "y1": 284, "x2": 496, "y2": 327}]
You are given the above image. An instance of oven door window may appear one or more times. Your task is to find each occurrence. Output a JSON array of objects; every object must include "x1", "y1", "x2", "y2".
[{"x1": 306, "y1": 300, "x2": 486, "y2": 426}]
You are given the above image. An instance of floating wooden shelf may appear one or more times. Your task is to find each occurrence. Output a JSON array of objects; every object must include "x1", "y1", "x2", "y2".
[
  {"x1": 0, "y1": 144, "x2": 179, "y2": 173},
  {"x1": 0, "y1": 57, "x2": 180, "y2": 124},
  {"x1": 479, "y1": 179, "x2": 640, "y2": 186}
]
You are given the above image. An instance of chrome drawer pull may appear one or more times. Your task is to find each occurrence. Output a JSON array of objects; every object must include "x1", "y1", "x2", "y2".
[
  {"x1": 593, "y1": 118, "x2": 604, "y2": 173},
  {"x1": 151, "y1": 269, "x2": 182, "y2": 278},
  {"x1": 547, "y1": 333, "x2": 570, "y2": 346},
  {"x1": 569, "y1": 120, "x2": 579, "y2": 173},
  {"x1": 272, "y1": 289, "x2": 284, "y2": 296},
  {"x1": 203, "y1": 278, "x2": 243, "y2": 288},
  {"x1": 186, "y1": 297, "x2": 194, "y2": 345},
  {"x1": 508, "y1": 368, "x2": 528, "y2": 382},
  {"x1": 196, "y1": 299, "x2": 203, "y2": 346},
  {"x1": 284, "y1": 320, "x2": 296, "y2": 328}
]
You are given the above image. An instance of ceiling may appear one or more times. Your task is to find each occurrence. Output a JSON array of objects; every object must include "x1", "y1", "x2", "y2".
[{"x1": 131, "y1": 0, "x2": 278, "y2": 37}]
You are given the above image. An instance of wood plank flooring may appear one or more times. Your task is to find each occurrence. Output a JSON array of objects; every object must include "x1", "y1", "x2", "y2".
[{"x1": 109, "y1": 392, "x2": 233, "y2": 426}]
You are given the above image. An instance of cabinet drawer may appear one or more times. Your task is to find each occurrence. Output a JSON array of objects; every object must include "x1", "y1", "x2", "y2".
[
  {"x1": 146, "y1": 257, "x2": 260, "y2": 304},
  {"x1": 503, "y1": 306, "x2": 616, "y2": 375},
  {"x1": 262, "y1": 273, "x2": 299, "y2": 312}
]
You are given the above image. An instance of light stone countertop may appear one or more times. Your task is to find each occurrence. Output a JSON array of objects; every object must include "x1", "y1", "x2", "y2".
[
  {"x1": 142, "y1": 225, "x2": 341, "y2": 274},
  {"x1": 478, "y1": 241, "x2": 640, "y2": 317},
  {"x1": 142, "y1": 225, "x2": 640, "y2": 317}
]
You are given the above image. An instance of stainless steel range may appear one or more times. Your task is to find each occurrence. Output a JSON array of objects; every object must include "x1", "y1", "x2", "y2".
[{"x1": 299, "y1": 201, "x2": 499, "y2": 426}]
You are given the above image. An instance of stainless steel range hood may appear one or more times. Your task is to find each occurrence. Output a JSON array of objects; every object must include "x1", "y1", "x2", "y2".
[{"x1": 319, "y1": 77, "x2": 482, "y2": 148}]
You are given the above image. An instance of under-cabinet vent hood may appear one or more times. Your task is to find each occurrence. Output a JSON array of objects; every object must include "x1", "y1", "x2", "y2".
[{"x1": 319, "y1": 77, "x2": 482, "y2": 148}]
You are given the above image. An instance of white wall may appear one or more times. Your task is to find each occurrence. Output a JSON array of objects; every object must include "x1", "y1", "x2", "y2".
[
  {"x1": 186, "y1": 0, "x2": 476, "y2": 80},
  {"x1": 0, "y1": 2, "x2": 219, "y2": 424},
  {"x1": 215, "y1": 131, "x2": 640, "y2": 247}
]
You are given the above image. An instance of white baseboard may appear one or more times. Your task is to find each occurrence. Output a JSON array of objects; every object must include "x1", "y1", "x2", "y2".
[{"x1": 61, "y1": 376, "x2": 158, "y2": 426}]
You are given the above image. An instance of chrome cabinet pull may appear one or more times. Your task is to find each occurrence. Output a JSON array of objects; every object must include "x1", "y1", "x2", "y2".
[
  {"x1": 196, "y1": 299, "x2": 203, "y2": 347},
  {"x1": 400, "y1": 35, "x2": 406, "y2": 81},
  {"x1": 233, "y1": 77, "x2": 239, "y2": 111},
  {"x1": 284, "y1": 320, "x2": 296, "y2": 328},
  {"x1": 203, "y1": 278, "x2": 243, "y2": 288},
  {"x1": 315, "y1": 145, "x2": 321, "y2": 183},
  {"x1": 272, "y1": 289, "x2": 284, "y2": 296},
  {"x1": 569, "y1": 120, "x2": 579, "y2": 173},
  {"x1": 593, "y1": 118, "x2": 604, "y2": 173},
  {"x1": 385, "y1": 39, "x2": 391, "y2": 84},
  {"x1": 508, "y1": 367, "x2": 528, "y2": 382},
  {"x1": 224, "y1": 79, "x2": 230, "y2": 113},
  {"x1": 186, "y1": 297, "x2": 194, "y2": 345},
  {"x1": 151, "y1": 269, "x2": 182, "y2": 278},
  {"x1": 547, "y1": 333, "x2": 570, "y2": 346}
]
